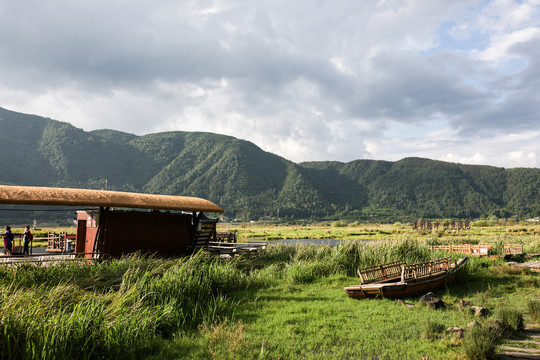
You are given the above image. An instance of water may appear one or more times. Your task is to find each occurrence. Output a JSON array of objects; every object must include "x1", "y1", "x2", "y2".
[{"x1": 254, "y1": 239, "x2": 344, "y2": 246}]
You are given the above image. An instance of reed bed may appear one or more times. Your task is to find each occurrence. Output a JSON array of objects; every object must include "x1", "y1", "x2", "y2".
[
  {"x1": 0, "y1": 252, "x2": 260, "y2": 359},
  {"x1": 0, "y1": 238, "x2": 523, "y2": 359},
  {"x1": 220, "y1": 222, "x2": 540, "y2": 243},
  {"x1": 251, "y1": 237, "x2": 437, "y2": 282},
  {"x1": 0, "y1": 239, "x2": 436, "y2": 359}
]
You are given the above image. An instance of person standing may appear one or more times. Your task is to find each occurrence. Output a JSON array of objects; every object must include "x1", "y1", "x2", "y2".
[
  {"x1": 3, "y1": 226, "x2": 13, "y2": 256},
  {"x1": 23, "y1": 225, "x2": 33, "y2": 255}
]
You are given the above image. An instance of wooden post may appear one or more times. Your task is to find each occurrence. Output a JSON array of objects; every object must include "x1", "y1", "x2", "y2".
[{"x1": 358, "y1": 269, "x2": 365, "y2": 284}]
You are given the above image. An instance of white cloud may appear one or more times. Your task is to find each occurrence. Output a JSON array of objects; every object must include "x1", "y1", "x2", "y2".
[
  {"x1": 508, "y1": 150, "x2": 537, "y2": 167},
  {"x1": 476, "y1": 0, "x2": 540, "y2": 34},
  {"x1": 473, "y1": 27, "x2": 540, "y2": 63},
  {"x1": 442, "y1": 152, "x2": 487, "y2": 165},
  {"x1": 0, "y1": 0, "x2": 539, "y2": 168}
]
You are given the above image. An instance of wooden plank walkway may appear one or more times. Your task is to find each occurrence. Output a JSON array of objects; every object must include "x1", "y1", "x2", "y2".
[
  {"x1": 499, "y1": 315, "x2": 540, "y2": 359},
  {"x1": 507, "y1": 261, "x2": 540, "y2": 272},
  {"x1": 207, "y1": 242, "x2": 266, "y2": 256},
  {"x1": 0, "y1": 254, "x2": 93, "y2": 265}
]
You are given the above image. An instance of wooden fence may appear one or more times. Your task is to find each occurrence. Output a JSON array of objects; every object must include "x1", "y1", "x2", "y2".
[
  {"x1": 429, "y1": 244, "x2": 494, "y2": 256},
  {"x1": 502, "y1": 244, "x2": 523, "y2": 255},
  {"x1": 429, "y1": 243, "x2": 523, "y2": 256}
]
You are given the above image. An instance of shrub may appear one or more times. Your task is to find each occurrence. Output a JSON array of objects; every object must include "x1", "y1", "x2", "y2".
[
  {"x1": 421, "y1": 319, "x2": 445, "y2": 340},
  {"x1": 472, "y1": 220, "x2": 493, "y2": 227},
  {"x1": 462, "y1": 324, "x2": 503, "y2": 360},
  {"x1": 332, "y1": 221, "x2": 347, "y2": 227},
  {"x1": 497, "y1": 307, "x2": 524, "y2": 333},
  {"x1": 528, "y1": 299, "x2": 540, "y2": 323}
]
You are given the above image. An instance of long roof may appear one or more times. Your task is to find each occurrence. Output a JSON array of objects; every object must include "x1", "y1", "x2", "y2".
[{"x1": 0, "y1": 185, "x2": 223, "y2": 213}]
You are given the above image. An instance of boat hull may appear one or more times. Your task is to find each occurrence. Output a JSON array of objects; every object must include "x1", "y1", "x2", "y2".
[
  {"x1": 344, "y1": 257, "x2": 468, "y2": 300},
  {"x1": 344, "y1": 272, "x2": 455, "y2": 299}
]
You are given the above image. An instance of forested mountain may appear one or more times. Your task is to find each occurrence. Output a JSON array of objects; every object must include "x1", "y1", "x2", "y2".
[{"x1": 1, "y1": 107, "x2": 539, "y2": 223}]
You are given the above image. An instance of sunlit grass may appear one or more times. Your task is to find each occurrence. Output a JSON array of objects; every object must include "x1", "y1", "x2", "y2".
[
  {"x1": 236, "y1": 276, "x2": 473, "y2": 359},
  {"x1": 0, "y1": 252, "x2": 259, "y2": 359},
  {"x1": 1, "y1": 236, "x2": 540, "y2": 359},
  {"x1": 218, "y1": 222, "x2": 540, "y2": 248}
]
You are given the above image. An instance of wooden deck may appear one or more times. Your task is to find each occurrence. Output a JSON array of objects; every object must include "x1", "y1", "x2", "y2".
[
  {"x1": 0, "y1": 252, "x2": 100, "y2": 264},
  {"x1": 207, "y1": 242, "x2": 266, "y2": 256}
]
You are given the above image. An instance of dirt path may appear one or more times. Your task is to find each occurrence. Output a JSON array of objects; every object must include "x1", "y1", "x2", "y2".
[{"x1": 498, "y1": 318, "x2": 540, "y2": 359}]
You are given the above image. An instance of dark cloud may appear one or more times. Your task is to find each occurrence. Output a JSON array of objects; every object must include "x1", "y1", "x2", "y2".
[
  {"x1": 0, "y1": 0, "x2": 538, "y2": 167},
  {"x1": 347, "y1": 50, "x2": 490, "y2": 122}
]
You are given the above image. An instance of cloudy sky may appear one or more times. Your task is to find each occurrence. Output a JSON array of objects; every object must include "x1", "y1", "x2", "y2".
[{"x1": 1, "y1": 0, "x2": 539, "y2": 168}]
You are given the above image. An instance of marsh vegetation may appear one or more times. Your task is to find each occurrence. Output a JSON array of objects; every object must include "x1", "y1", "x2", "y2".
[{"x1": 1, "y1": 223, "x2": 539, "y2": 359}]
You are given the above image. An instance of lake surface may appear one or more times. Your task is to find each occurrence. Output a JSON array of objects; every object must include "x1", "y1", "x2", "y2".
[{"x1": 252, "y1": 239, "x2": 345, "y2": 246}]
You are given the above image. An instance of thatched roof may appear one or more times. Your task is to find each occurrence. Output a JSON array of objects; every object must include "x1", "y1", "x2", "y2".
[{"x1": 0, "y1": 185, "x2": 223, "y2": 213}]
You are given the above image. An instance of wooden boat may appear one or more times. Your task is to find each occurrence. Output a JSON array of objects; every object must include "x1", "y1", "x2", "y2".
[{"x1": 344, "y1": 256, "x2": 468, "y2": 300}]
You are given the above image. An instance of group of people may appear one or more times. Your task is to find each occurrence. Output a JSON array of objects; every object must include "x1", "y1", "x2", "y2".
[{"x1": 3, "y1": 225, "x2": 33, "y2": 256}]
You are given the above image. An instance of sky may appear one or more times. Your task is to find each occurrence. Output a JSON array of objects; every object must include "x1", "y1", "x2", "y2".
[{"x1": 1, "y1": 0, "x2": 539, "y2": 168}]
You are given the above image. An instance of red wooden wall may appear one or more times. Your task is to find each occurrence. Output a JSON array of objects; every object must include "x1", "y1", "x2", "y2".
[{"x1": 76, "y1": 210, "x2": 193, "y2": 257}]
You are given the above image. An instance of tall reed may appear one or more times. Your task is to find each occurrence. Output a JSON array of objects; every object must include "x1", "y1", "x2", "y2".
[
  {"x1": 0, "y1": 252, "x2": 258, "y2": 359},
  {"x1": 252, "y1": 238, "x2": 435, "y2": 282},
  {"x1": 0, "y1": 239, "x2": 442, "y2": 359}
]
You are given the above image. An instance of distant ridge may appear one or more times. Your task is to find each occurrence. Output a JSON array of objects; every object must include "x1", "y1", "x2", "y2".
[{"x1": 0, "y1": 106, "x2": 538, "y2": 222}]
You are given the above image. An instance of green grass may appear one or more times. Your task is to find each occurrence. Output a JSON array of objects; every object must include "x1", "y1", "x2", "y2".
[
  {"x1": 0, "y1": 252, "x2": 258, "y2": 359},
  {"x1": 235, "y1": 277, "x2": 472, "y2": 359},
  {"x1": 220, "y1": 222, "x2": 540, "y2": 244},
  {"x1": 496, "y1": 307, "x2": 525, "y2": 333},
  {"x1": 1, "y1": 238, "x2": 540, "y2": 359},
  {"x1": 462, "y1": 323, "x2": 503, "y2": 360},
  {"x1": 528, "y1": 299, "x2": 540, "y2": 322}
]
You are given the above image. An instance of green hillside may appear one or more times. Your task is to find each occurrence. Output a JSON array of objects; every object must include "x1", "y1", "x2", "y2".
[{"x1": 0, "y1": 107, "x2": 539, "y2": 223}]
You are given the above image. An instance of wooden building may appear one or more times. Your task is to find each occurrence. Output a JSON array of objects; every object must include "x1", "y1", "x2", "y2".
[{"x1": 0, "y1": 185, "x2": 223, "y2": 257}]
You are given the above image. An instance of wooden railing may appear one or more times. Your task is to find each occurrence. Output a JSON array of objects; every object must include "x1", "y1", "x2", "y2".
[
  {"x1": 430, "y1": 243, "x2": 523, "y2": 256},
  {"x1": 46, "y1": 232, "x2": 75, "y2": 253},
  {"x1": 216, "y1": 231, "x2": 237, "y2": 243},
  {"x1": 503, "y1": 244, "x2": 523, "y2": 255},
  {"x1": 429, "y1": 244, "x2": 494, "y2": 256},
  {"x1": 187, "y1": 228, "x2": 216, "y2": 254},
  {"x1": 401, "y1": 257, "x2": 450, "y2": 282},
  {"x1": 357, "y1": 260, "x2": 406, "y2": 284}
]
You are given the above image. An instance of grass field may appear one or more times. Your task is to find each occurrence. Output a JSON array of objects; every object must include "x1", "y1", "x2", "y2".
[
  {"x1": 1, "y1": 223, "x2": 539, "y2": 359},
  {"x1": 218, "y1": 221, "x2": 540, "y2": 240},
  {"x1": 219, "y1": 221, "x2": 540, "y2": 250}
]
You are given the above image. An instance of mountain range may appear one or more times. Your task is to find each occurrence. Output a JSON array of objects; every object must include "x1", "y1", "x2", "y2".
[{"x1": 1, "y1": 106, "x2": 539, "y2": 223}]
